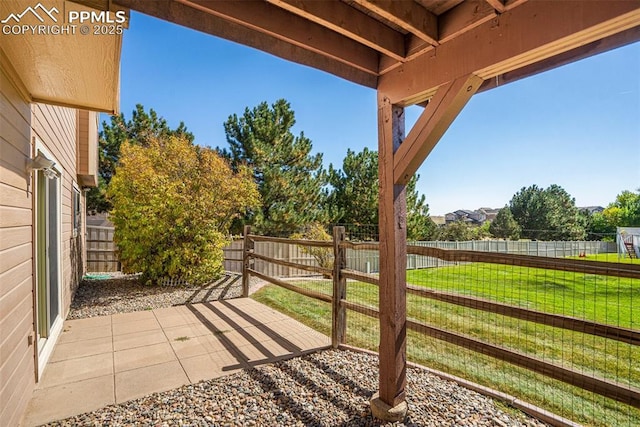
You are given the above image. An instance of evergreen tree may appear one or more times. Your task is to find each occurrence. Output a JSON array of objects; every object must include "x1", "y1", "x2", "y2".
[
  {"x1": 326, "y1": 148, "x2": 378, "y2": 225},
  {"x1": 406, "y1": 176, "x2": 437, "y2": 240},
  {"x1": 326, "y1": 148, "x2": 436, "y2": 240},
  {"x1": 489, "y1": 206, "x2": 521, "y2": 239},
  {"x1": 222, "y1": 99, "x2": 326, "y2": 236},
  {"x1": 509, "y1": 184, "x2": 585, "y2": 240}
]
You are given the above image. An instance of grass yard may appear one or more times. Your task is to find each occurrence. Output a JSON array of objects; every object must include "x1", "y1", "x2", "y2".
[
  {"x1": 576, "y1": 253, "x2": 640, "y2": 264},
  {"x1": 252, "y1": 259, "x2": 640, "y2": 427},
  {"x1": 406, "y1": 261, "x2": 638, "y2": 329}
]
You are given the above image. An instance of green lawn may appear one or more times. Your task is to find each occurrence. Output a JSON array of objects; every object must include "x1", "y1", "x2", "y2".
[
  {"x1": 252, "y1": 260, "x2": 640, "y2": 427},
  {"x1": 568, "y1": 252, "x2": 640, "y2": 264},
  {"x1": 406, "y1": 261, "x2": 638, "y2": 329}
]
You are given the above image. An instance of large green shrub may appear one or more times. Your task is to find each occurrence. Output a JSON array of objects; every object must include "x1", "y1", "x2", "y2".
[{"x1": 108, "y1": 136, "x2": 259, "y2": 284}]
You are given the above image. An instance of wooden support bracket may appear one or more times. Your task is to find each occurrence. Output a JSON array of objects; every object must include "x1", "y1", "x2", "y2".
[{"x1": 393, "y1": 74, "x2": 483, "y2": 185}]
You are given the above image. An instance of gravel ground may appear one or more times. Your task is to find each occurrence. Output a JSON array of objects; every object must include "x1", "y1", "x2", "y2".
[
  {"x1": 45, "y1": 349, "x2": 546, "y2": 427},
  {"x1": 68, "y1": 273, "x2": 264, "y2": 319}
]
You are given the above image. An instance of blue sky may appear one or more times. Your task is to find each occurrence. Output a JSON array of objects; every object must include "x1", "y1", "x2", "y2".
[{"x1": 110, "y1": 11, "x2": 640, "y2": 216}]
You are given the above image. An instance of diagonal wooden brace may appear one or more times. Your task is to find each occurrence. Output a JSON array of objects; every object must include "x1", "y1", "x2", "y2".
[{"x1": 393, "y1": 74, "x2": 483, "y2": 186}]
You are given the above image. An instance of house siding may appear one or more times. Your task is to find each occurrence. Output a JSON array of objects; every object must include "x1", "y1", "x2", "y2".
[
  {"x1": 0, "y1": 65, "x2": 85, "y2": 426},
  {"x1": 0, "y1": 63, "x2": 36, "y2": 427},
  {"x1": 31, "y1": 103, "x2": 84, "y2": 311}
]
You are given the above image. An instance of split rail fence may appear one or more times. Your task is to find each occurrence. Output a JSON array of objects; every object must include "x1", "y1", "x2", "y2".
[
  {"x1": 241, "y1": 225, "x2": 640, "y2": 426},
  {"x1": 85, "y1": 225, "x2": 616, "y2": 275}
]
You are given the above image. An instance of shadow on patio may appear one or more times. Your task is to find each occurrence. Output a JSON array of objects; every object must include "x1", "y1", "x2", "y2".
[{"x1": 23, "y1": 298, "x2": 330, "y2": 426}]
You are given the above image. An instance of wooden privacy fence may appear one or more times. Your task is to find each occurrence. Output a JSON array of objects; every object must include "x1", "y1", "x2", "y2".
[
  {"x1": 85, "y1": 226, "x2": 246, "y2": 273},
  {"x1": 86, "y1": 225, "x2": 120, "y2": 272},
  {"x1": 241, "y1": 226, "x2": 640, "y2": 411}
]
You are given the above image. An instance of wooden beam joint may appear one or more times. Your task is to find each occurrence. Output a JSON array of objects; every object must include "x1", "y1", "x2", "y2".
[{"x1": 393, "y1": 74, "x2": 483, "y2": 185}]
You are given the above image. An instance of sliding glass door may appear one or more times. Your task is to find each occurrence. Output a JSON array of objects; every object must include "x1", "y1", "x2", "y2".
[{"x1": 35, "y1": 168, "x2": 61, "y2": 344}]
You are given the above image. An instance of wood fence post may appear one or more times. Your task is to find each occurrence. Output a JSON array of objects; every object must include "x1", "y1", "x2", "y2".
[
  {"x1": 242, "y1": 225, "x2": 253, "y2": 297},
  {"x1": 332, "y1": 226, "x2": 347, "y2": 348}
]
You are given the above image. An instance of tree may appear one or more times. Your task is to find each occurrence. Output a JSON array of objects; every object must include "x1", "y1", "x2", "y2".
[
  {"x1": 87, "y1": 104, "x2": 194, "y2": 213},
  {"x1": 326, "y1": 148, "x2": 436, "y2": 240},
  {"x1": 108, "y1": 135, "x2": 259, "y2": 284},
  {"x1": 489, "y1": 206, "x2": 521, "y2": 239},
  {"x1": 436, "y1": 221, "x2": 475, "y2": 241},
  {"x1": 222, "y1": 99, "x2": 326, "y2": 236},
  {"x1": 605, "y1": 189, "x2": 640, "y2": 226},
  {"x1": 406, "y1": 176, "x2": 437, "y2": 240},
  {"x1": 509, "y1": 184, "x2": 585, "y2": 240},
  {"x1": 587, "y1": 189, "x2": 640, "y2": 238},
  {"x1": 326, "y1": 147, "x2": 378, "y2": 225}
]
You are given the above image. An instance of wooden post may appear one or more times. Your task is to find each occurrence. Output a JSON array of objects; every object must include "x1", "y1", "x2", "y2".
[
  {"x1": 332, "y1": 226, "x2": 347, "y2": 348},
  {"x1": 242, "y1": 225, "x2": 253, "y2": 297},
  {"x1": 371, "y1": 94, "x2": 408, "y2": 421}
]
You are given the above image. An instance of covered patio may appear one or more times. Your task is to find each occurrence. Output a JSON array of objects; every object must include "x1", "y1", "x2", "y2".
[
  {"x1": 4, "y1": 0, "x2": 638, "y2": 425},
  {"x1": 23, "y1": 298, "x2": 330, "y2": 425}
]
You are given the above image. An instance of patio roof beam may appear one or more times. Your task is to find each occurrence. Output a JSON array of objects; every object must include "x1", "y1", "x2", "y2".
[
  {"x1": 266, "y1": 0, "x2": 406, "y2": 61},
  {"x1": 176, "y1": 0, "x2": 379, "y2": 74},
  {"x1": 379, "y1": 0, "x2": 498, "y2": 74},
  {"x1": 379, "y1": 0, "x2": 640, "y2": 106},
  {"x1": 113, "y1": 0, "x2": 378, "y2": 88},
  {"x1": 485, "y1": 0, "x2": 506, "y2": 14},
  {"x1": 477, "y1": 26, "x2": 640, "y2": 93},
  {"x1": 350, "y1": 0, "x2": 439, "y2": 46}
]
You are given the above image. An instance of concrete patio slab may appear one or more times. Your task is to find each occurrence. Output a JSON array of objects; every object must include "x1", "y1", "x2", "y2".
[
  {"x1": 180, "y1": 350, "x2": 244, "y2": 383},
  {"x1": 113, "y1": 329, "x2": 167, "y2": 351},
  {"x1": 22, "y1": 375, "x2": 115, "y2": 427},
  {"x1": 114, "y1": 342, "x2": 178, "y2": 373},
  {"x1": 58, "y1": 324, "x2": 112, "y2": 343},
  {"x1": 23, "y1": 298, "x2": 330, "y2": 426},
  {"x1": 112, "y1": 317, "x2": 161, "y2": 336},
  {"x1": 38, "y1": 353, "x2": 114, "y2": 388},
  {"x1": 115, "y1": 360, "x2": 189, "y2": 402},
  {"x1": 49, "y1": 336, "x2": 113, "y2": 362}
]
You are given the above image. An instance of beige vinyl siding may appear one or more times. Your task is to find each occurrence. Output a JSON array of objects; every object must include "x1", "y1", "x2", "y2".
[
  {"x1": 31, "y1": 103, "x2": 82, "y2": 315},
  {"x1": 1, "y1": 64, "x2": 85, "y2": 425},
  {"x1": 0, "y1": 64, "x2": 35, "y2": 427}
]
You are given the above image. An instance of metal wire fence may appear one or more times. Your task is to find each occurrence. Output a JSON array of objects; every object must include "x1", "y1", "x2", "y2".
[
  {"x1": 339, "y1": 224, "x2": 639, "y2": 427},
  {"x1": 245, "y1": 224, "x2": 639, "y2": 426}
]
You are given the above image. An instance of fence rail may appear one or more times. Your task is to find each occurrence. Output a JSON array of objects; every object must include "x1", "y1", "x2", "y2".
[
  {"x1": 84, "y1": 224, "x2": 619, "y2": 276},
  {"x1": 241, "y1": 226, "x2": 640, "y2": 423}
]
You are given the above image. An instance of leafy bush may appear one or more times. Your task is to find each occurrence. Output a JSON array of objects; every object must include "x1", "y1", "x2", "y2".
[
  {"x1": 108, "y1": 136, "x2": 259, "y2": 284},
  {"x1": 291, "y1": 223, "x2": 333, "y2": 277}
]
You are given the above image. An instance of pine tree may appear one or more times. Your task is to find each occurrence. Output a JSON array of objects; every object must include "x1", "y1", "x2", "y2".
[
  {"x1": 489, "y1": 206, "x2": 521, "y2": 239},
  {"x1": 326, "y1": 148, "x2": 436, "y2": 240},
  {"x1": 222, "y1": 99, "x2": 326, "y2": 236}
]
